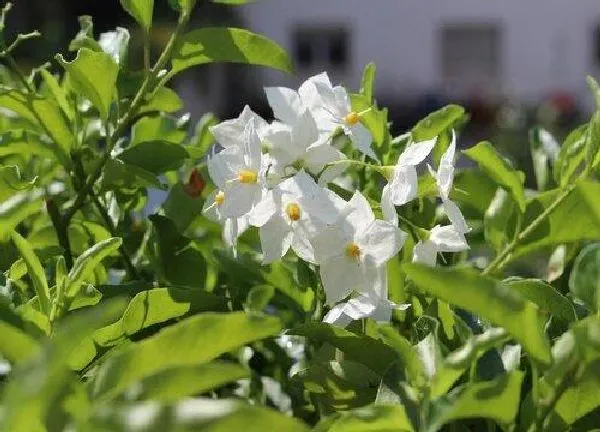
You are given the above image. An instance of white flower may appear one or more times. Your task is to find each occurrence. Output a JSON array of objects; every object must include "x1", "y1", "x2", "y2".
[
  {"x1": 298, "y1": 72, "x2": 378, "y2": 161},
  {"x1": 323, "y1": 267, "x2": 410, "y2": 327},
  {"x1": 433, "y1": 131, "x2": 470, "y2": 235},
  {"x1": 265, "y1": 109, "x2": 345, "y2": 178},
  {"x1": 202, "y1": 189, "x2": 250, "y2": 251},
  {"x1": 383, "y1": 137, "x2": 437, "y2": 209},
  {"x1": 312, "y1": 192, "x2": 406, "y2": 304},
  {"x1": 209, "y1": 105, "x2": 270, "y2": 148},
  {"x1": 412, "y1": 224, "x2": 469, "y2": 267},
  {"x1": 248, "y1": 171, "x2": 339, "y2": 264},
  {"x1": 207, "y1": 119, "x2": 265, "y2": 218}
]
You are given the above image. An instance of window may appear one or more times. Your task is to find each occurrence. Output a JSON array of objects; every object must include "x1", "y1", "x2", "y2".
[
  {"x1": 440, "y1": 23, "x2": 501, "y2": 94},
  {"x1": 293, "y1": 26, "x2": 350, "y2": 71}
]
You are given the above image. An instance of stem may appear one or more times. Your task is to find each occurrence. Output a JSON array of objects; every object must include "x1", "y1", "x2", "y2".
[
  {"x1": 483, "y1": 182, "x2": 577, "y2": 276},
  {"x1": 531, "y1": 363, "x2": 582, "y2": 432},
  {"x1": 63, "y1": 13, "x2": 190, "y2": 223},
  {"x1": 143, "y1": 33, "x2": 151, "y2": 72},
  {"x1": 90, "y1": 193, "x2": 141, "y2": 280},
  {"x1": 46, "y1": 199, "x2": 73, "y2": 269},
  {"x1": 2, "y1": 55, "x2": 34, "y2": 93}
]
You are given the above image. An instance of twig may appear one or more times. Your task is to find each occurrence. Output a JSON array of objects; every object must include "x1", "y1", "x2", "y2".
[
  {"x1": 482, "y1": 182, "x2": 577, "y2": 276},
  {"x1": 46, "y1": 199, "x2": 73, "y2": 269},
  {"x1": 63, "y1": 13, "x2": 190, "y2": 223}
]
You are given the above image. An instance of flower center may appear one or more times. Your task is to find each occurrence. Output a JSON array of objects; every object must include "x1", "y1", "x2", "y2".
[
  {"x1": 237, "y1": 169, "x2": 258, "y2": 184},
  {"x1": 345, "y1": 242, "x2": 361, "y2": 260},
  {"x1": 344, "y1": 111, "x2": 360, "y2": 126},
  {"x1": 215, "y1": 191, "x2": 225, "y2": 206},
  {"x1": 285, "y1": 202, "x2": 301, "y2": 221}
]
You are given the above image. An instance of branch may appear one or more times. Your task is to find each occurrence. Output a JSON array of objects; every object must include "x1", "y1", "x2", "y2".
[
  {"x1": 482, "y1": 182, "x2": 578, "y2": 276},
  {"x1": 63, "y1": 13, "x2": 191, "y2": 223}
]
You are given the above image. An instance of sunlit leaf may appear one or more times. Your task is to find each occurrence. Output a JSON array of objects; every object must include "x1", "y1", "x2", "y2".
[
  {"x1": 404, "y1": 265, "x2": 552, "y2": 365},
  {"x1": 171, "y1": 28, "x2": 293, "y2": 75}
]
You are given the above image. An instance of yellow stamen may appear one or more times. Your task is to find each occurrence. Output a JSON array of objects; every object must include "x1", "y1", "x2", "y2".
[
  {"x1": 345, "y1": 242, "x2": 361, "y2": 260},
  {"x1": 215, "y1": 191, "x2": 225, "y2": 206},
  {"x1": 344, "y1": 111, "x2": 360, "y2": 126},
  {"x1": 237, "y1": 170, "x2": 258, "y2": 184},
  {"x1": 285, "y1": 202, "x2": 301, "y2": 221}
]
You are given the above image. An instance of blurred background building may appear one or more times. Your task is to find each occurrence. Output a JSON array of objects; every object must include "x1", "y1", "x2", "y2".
[{"x1": 5, "y1": 0, "x2": 600, "y2": 159}]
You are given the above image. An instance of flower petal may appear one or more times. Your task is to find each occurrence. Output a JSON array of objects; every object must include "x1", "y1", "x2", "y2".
[
  {"x1": 442, "y1": 199, "x2": 470, "y2": 234},
  {"x1": 319, "y1": 255, "x2": 362, "y2": 305},
  {"x1": 265, "y1": 86, "x2": 304, "y2": 124},
  {"x1": 348, "y1": 123, "x2": 378, "y2": 162},
  {"x1": 389, "y1": 165, "x2": 419, "y2": 206},
  {"x1": 249, "y1": 189, "x2": 277, "y2": 227},
  {"x1": 397, "y1": 137, "x2": 437, "y2": 166},
  {"x1": 412, "y1": 240, "x2": 438, "y2": 266},
  {"x1": 429, "y1": 224, "x2": 469, "y2": 252},
  {"x1": 359, "y1": 220, "x2": 407, "y2": 267},
  {"x1": 259, "y1": 215, "x2": 293, "y2": 263}
]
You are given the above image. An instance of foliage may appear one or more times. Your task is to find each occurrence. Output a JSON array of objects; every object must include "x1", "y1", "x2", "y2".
[{"x1": 0, "y1": 2, "x2": 599, "y2": 431}]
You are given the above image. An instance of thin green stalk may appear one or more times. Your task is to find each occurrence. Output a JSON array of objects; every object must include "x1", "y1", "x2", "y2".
[
  {"x1": 63, "y1": 13, "x2": 191, "y2": 223},
  {"x1": 89, "y1": 192, "x2": 141, "y2": 280},
  {"x1": 46, "y1": 198, "x2": 73, "y2": 269},
  {"x1": 483, "y1": 182, "x2": 578, "y2": 275},
  {"x1": 531, "y1": 363, "x2": 582, "y2": 432}
]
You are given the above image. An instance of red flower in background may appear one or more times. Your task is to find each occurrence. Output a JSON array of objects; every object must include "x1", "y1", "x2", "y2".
[{"x1": 184, "y1": 168, "x2": 205, "y2": 198}]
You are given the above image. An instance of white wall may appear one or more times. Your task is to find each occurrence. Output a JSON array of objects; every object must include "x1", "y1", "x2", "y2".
[{"x1": 239, "y1": 0, "x2": 600, "y2": 104}]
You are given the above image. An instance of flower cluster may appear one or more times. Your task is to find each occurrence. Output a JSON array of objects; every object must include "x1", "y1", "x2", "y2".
[{"x1": 203, "y1": 72, "x2": 469, "y2": 326}]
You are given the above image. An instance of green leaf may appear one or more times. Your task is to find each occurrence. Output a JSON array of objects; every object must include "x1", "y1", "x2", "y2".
[
  {"x1": 0, "y1": 321, "x2": 39, "y2": 363},
  {"x1": 121, "y1": 287, "x2": 227, "y2": 336},
  {"x1": 171, "y1": 27, "x2": 293, "y2": 76},
  {"x1": 162, "y1": 182, "x2": 205, "y2": 232},
  {"x1": 554, "y1": 124, "x2": 587, "y2": 187},
  {"x1": 505, "y1": 278, "x2": 576, "y2": 323},
  {"x1": 290, "y1": 323, "x2": 398, "y2": 375},
  {"x1": 315, "y1": 404, "x2": 415, "y2": 432},
  {"x1": 411, "y1": 104, "x2": 465, "y2": 142},
  {"x1": 430, "y1": 328, "x2": 510, "y2": 399},
  {"x1": 0, "y1": 130, "x2": 52, "y2": 159},
  {"x1": 140, "y1": 87, "x2": 183, "y2": 115},
  {"x1": 150, "y1": 215, "x2": 207, "y2": 288},
  {"x1": 360, "y1": 62, "x2": 376, "y2": 101},
  {"x1": 119, "y1": 0, "x2": 154, "y2": 32},
  {"x1": 373, "y1": 324, "x2": 427, "y2": 387},
  {"x1": 1, "y1": 298, "x2": 127, "y2": 431},
  {"x1": 463, "y1": 141, "x2": 526, "y2": 212},
  {"x1": 119, "y1": 141, "x2": 189, "y2": 174},
  {"x1": 102, "y1": 158, "x2": 164, "y2": 191},
  {"x1": 0, "y1": 166, "x2": 36, "y2": 202},
  {"x1": 137, "y1": 361, "x2": 249, "y2": 402},
  {"x1": 569, "y1": 244, "x2": 600, "y2": 312},
  {"x1": 167, "y1": 0, "x2": 197, "y2": 15},
  {"x1": 90, "y1": 311, "x2": 282, "y2": 399},
  {"x1": 90, "y1": 399, "x2": 309, "y2": 431},
  {"x1": 0, "y1": 191, "x2": 43, "y2": 241},
  {"x1": 350, "y1": 93, "x2": 388, "y2": 148},
  {"x1": 131, "y1": 115, "x2": 187, "y2": 145},
  {"x1": 65, "y1": 237, "x2": 122, "y2": 298},
  {"x1": 404, "y1": 265, "x2": 552, "y2": 365},
  {"x1": 484, "y1": 188, "x2": 520, "y2": 252},
  {"x1": 296, "y1": 360, "x2": 381, "y2": 411},
  {"x1": 0, "y1": 89, "x2": 74, "y2": 161},
  {"x1": 40, "y1": 69, "x2": 75, "y2": 121},
  {"x1": 186, "y1": 112, "x2": 218, "y2": 159},
  {"x1": 56, "y1": 48, "x2": 119, "y2": 120},
  {"x1": 10, "y1": 231, "x2": 51, "y2": 316},
  {"x1": 246, "y1": 284, "x2": 275, "y2": 312},
  {"x1": 429, "y1": 371, "x2": 524, "y2": 429},
  {"x1": 513, "y1": 181, "x2": 600, "y2": 259}
]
